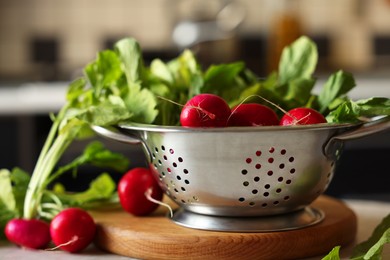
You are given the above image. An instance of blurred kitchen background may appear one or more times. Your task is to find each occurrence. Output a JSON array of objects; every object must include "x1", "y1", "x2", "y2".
[{"x1": 0, "y1": 0, "x2": 389, "y2": 200}]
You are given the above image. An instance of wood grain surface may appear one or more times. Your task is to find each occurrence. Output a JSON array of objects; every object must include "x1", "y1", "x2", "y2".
[{"x1": 93, "y1": 196, "x2": 357, "y2": 260}]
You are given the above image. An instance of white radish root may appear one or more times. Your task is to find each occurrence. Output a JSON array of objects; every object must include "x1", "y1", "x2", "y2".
[
  {"x1": 145, "y1": 187, "x2": 173, "y2": 218},
  {"x1": 45, "y1": 235, "x2": 78, "y2": 251}
]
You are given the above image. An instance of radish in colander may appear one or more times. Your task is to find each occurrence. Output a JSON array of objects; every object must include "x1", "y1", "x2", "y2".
[
  {"x1": 228, "y1": 103, "x2": 280, "y2": 126},
  {"x1": 180, "y1": 93, "x2": 231, "y2": 127},
  {"x1": 280, "y1": 107, "x2": 327, "y2": 126}
]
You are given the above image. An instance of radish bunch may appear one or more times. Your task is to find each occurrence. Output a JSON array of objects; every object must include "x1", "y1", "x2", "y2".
[
  {"x1": 5, "y1": 207, "x2": 96, "y2": 253},
  {"x1": 180, "y1": 93, "x2": 326, "y2": 127},
  {"x1": 4, "y1": 167, "x2": 165, "y2": 252}
]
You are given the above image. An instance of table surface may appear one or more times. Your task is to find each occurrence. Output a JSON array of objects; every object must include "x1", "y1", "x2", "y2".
[{"x1": 0, "y1": 199, "x2": 389, "y2": 260}]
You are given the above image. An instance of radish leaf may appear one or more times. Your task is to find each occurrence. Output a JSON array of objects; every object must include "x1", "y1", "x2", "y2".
[
  {"x1": 351, "y1": 214, "x2": 390, "y2": 260},
  {"x1": 150, "y1": 59, "x2": 174, "y2": 84},
  {"x1": 326, "y1": 98, "x2": 390, "y2": 123},
  {"x1": 0, "y1": 201, "x2": 16, "y2": 239},
  {"x1": 122, "y1": 82, "x2": 158, "y2": 124},
  {"x1": 84, "y1": 50, "x2": 123, "y2": 91},
  {"x1": 318, "y1": 70, "x2": 356, "y2": 114},
  {"x1": 115, "y1": 38, "x2": 143, "y2": 84},
  {"x1": 278, "y1": 36, "x2": 318, "y2": 85},
  {"x1": 149, "y1": 49, "x2": 203, "y2": 125},
  {"x1": 321, "y1": 246, "x2": 341, "y2": 260},
  {"x1": 0, "y1": 169, "x2": 16, "y2": 212},
  {"x1": 50, "y1": 173, "x2": 117, "y2": 208},
  {"x1": 0, "y1": 168, "x2": 30, "y2": 239},
  {"x1": 45, "y1": 141, "x2": 129, "y2": 186},
  {"x1": 203, "y1": 62, "x2": 256, "y2": 103},
  {"x1": 73, "y1": 96, "x2": 133, "y2": 126}
]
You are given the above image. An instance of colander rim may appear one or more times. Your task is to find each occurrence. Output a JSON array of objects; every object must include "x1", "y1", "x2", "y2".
[{"x1": 117, "y1": 122, "x2": 359, "y2": 133}]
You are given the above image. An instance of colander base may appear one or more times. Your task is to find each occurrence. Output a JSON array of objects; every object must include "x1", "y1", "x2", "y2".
[{"x1": 170, "y1": 207, "x2": 324, "y2": 232}]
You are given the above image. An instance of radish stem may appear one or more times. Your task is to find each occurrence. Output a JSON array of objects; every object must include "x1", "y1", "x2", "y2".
[
  {"x1": 23, "y1": 132, "x2": 72, "y2": 219},
  {"x1": 23, "y1": 103, "x2": 83, "y2": 219}
]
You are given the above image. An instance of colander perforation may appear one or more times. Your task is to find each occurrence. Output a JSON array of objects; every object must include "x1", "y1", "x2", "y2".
[
  {"x1": 152, "y1": 145, "x2": 192, "y2": 204},
  {"x1": 239, "y1": 146, "x2": 295, "y2": 207}
]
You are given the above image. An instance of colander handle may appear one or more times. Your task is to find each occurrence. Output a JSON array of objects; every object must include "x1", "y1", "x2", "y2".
[
  {"x1": 91, "y1": 125, "x2": 142, "y2": 145},
  {"x1": 333, "y1": 116, "x2": 390, "y2": 141},
  {"x1": 324, "y1": 116, "x2": 390, "y2": 157}
]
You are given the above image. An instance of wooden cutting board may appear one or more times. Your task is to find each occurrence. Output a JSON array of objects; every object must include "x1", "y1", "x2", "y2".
[{"x1": 93, "y1": 196, "x2": 357, "y2": 260}]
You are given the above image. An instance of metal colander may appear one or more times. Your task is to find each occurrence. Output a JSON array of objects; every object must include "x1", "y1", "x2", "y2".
[{"x1": 93, "y1": 116, "x2": 390, "y2": 231}]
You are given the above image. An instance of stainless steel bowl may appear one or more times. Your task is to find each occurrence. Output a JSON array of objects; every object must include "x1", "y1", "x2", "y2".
[{"x1": 93, "y1": 116, "x2": 390, "y2": 231}]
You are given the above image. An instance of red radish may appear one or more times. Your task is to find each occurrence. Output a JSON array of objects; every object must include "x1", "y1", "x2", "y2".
[
  {"x1": 118, "y1": 167, "x2": 163, "y2": 216},
  {"x1": 5, "y1": 218, "x2": 50, "y2": 249},
  {"x1": 180, "y1": 93, "x2": 231, "y2": 127},
  {"x1": 50, "y1": 208, "x2": 96, "y2": 253},
  {"x1": 279, "y1": 107, "x2": 327, "y2": 126},
  {"x1": 228, "y1": 103, "x2": 279, "y2": 126}
]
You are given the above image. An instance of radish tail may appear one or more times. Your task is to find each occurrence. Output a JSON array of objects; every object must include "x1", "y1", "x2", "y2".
[
  {"x1": 45, "y1": 236, "x2": 78, "y2": 251},
  {"x1": 145, "y1": 188, "x2": 173, "y2": 218}
]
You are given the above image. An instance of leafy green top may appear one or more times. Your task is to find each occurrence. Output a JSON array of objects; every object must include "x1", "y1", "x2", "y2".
[{"x1": 72, "y1": 36, "x2": 389, "y2": 127}]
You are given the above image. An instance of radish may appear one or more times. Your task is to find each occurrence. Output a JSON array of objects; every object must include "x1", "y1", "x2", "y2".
[
  {"x1": 4, "y1": 218, "x2": 51, "y2": 249},
  {"x1": 50, "y1": 208, "x2": 96, "y2": 253},
  {"x1": 180, "y1": 93, "x2": 231, "y2": 127},
  {"x1": 228, "y1": 103, "x2": 279, "y2": 126},
  {"x1": 279, "y1": 107, "x2": 327, "y2": 126},
  {"x1": 118, "y1": 167, "x2": 164, "y2": 216}
]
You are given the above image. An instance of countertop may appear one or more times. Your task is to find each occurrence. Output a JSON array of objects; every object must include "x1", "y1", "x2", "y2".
[{"x1": 0, "y1": 199, "x2": 389, "y2": 260}]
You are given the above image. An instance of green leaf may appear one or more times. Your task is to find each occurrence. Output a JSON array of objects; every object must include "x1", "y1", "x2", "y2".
[
  {"x1": 52, "y1": 173, "x2": 117, "y2": 207},
  {"x1": 321, "y1": 246, "x2": 341, "y2": 260},
  {"x1": 0, "y1": 169, "x2": 16, "y2": 211},
  {"x1": 75, "y1": 95, "x2": 133, "y2": 126},
  {"x1": 10, "y1": 168, "x2": 30, "y2": 216},
  {"x1": 150, "y1": 59, "x2": 174, "y2": 84},
  {"x1": 230, "y1": 37, "x2": 319, "y2": 115},
  {"x1": 0, "y1": 200, "x2": 16, "y2": 240},
  {"x1": 84, "y1": 50, "x2": 123, "y2": 95},
  {"x1": 326, "y1": 98, "x2": 390, "y2": 123},
  {"x1": 351, "y1": 214, "x2": 390, "y2": 260},
  {"x1": 66, "y1": 78, "x2": 87, "y2": 103},
  {"x1": 317, "y1": 70, "x2": 356, "y2": 113},
  {"x1": 81, "y1": 141, "x2": 130, "y2": 172},
  {"x1": 278, "y1": 77, "x2": 316, "y2": 110},
  {"x1": 230, "y1": 72, "x2": 277, "y2": 107},
  {"x1": 123, "y1": 82, "x2": 158, "y2": 124},
  {"x1": 354, "y1": 97, "x2": 390, "y2": 116},
  {"x1": 0, "y1": 168, "x2": 30, "y2": 240},
  {"x1": 363, "y1": 228, "x2": 390, "y2": 260},
  {"x1": 166, "y1": 49, "x2": 202, "y2": 96},
  {"x1": 0, "y1": 168, "x2": 30, "y2": 217},
  {"x1": 278, "y1": 35, "x2": 318, "y2": 85},
  {"x1": 203, "y1": 62, "x2": 245, "y2": 89},
  {"x1": 115, "y1": 37, "x2": 143, "y2": 84},
  {"x1": 46, "y1": 141, "x2": 129, "y2": 186},
  {"x1": 203, "y1": 62, "x2": 248, "y2": 101},
  {"x1": 233, "y1": 73, "x2": 315, "y2": 114},
  {"x1": 326, "y1": 101, "x2": 360, "y2": 123},
  {"x1": 146, "y1": 50, "x2": 203, "y2": 125}
]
